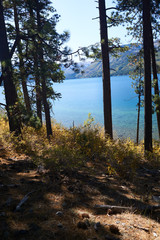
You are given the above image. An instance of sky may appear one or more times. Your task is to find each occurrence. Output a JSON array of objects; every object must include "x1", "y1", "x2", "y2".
[{"x1": 52, "y1": 0, "x2": 132, "y2": 52}]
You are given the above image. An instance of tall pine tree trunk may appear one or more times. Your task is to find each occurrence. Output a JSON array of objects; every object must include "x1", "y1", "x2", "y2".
[
  {"x1": 136, "y1": 94, "x2": 141, "y2": 145},
  {"x1": 36, "y1": 0, "x2": 52, "y2": 138},
  {"x1": 143, "y1": 0, "x2": 152, "y2": 151},
  {"x1": 98, "y1": 0, "x2": 113, "y2": 138},
  {"x1": 136, "y1": 81, "x2": 142, "y2": 145},
  {"x1": 136, "y1": 62, "x2": 143, "y2": 145},
  {"x1": 13, "y1": 0, "x2": 31, "y2": 113},
  {"x1": 150, "y1": 24, "x2": 160, "y2": 139},
  {"x1": 34, "y1": 48, "x2": 42, "y2": 124},
  {"x1": 28, "y1": 2, "x2": 42, "y2": 124},
  {"x1": 0, "y1": 0, "x2": 21, "y2": 135}
]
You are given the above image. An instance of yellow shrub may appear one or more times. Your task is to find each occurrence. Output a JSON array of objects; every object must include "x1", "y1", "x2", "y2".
[{"x1": 0, "y1": 116, "x2": 160, "y2": 176}]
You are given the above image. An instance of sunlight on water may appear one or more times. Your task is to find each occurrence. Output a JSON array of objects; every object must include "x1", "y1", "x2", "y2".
[
  {"x1": 0, "y1": 75, "x2": 159, "y2": 141},
  {"x1": 53, "y1": 75, "x2": 159, "y2": 140}
]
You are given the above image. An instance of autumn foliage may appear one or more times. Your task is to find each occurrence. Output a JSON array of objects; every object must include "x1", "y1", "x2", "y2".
[{"x1": 0, "y1": 114, "x2": 160, "y2": 178}]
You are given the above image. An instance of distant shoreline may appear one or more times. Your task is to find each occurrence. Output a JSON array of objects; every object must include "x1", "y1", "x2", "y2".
[{"x1": 64, "y1": 73, "x2": 160, "y2": 81}]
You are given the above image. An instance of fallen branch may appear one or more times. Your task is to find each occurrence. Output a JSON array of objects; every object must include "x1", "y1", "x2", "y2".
[
  {"x1": 95, "y1": 204, "x2": 135, "y2": 214},
  {"x1": 15, "y1": 191, "x2": 35, "y2": 212},
  {"x1": 94, "y1": 204, "x2": 160, "y2": 214},
  {"x1": 133, "y1": 224, "x2": 150, "y2": 232}
]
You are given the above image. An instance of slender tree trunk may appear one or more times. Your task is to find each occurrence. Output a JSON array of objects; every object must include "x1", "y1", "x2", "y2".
[
  {"x1": 41, "y1": 75, "x2": 53, "y2": 138},
  {"x1": 143, "y1": 0, "x2": 152, "y2": 151},
  {"x1": 36, "y1": 0, "x2": 52, "y2": 138},
  {"x1": 150, "y1": 24, "x2": 160, "y2": 139},
  {"x1": 98, "y1": 0, "x2": 113, "y2": 138},
  {"x1": 34, "y1": 49, "x2": 42, "y2": 124},
  {"x1": 136, "y1": 90, "x2": 141, "y2": 145},
  {"x1": 136, "y1": 63, "x2": 143, "y2": 145},
  {"x1": 0, "y1": 0, "x2": 21, "y2": 135},
  {"x1": 13, "y1": 0, "x2": 31, "y2": 113},
  {"x1": 28, "y1": 3, "x2": 42, "y2": 124}
]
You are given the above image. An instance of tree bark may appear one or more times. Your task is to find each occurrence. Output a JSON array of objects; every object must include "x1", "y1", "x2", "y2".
[
  {"x1": 150, "y1": 24, "x2": 160, "y2": 139},
  {"x1": 98, "y1": 0, "x2": 113, "y2": 138},
  {"x1": 0, "y1": 0, "x2": 21, "y2": 135},
  {"x1": 136, "y1": 65, "x2": 143, "y2": 145},
  {"x1": 28, "y1": 2, "x2": 42, "y2": 124},
  {"x1": 13, "y1": 0, "x2": 31, "y2": 113},
  {"x1": 136, "y1": 92, "x2": 141, "y2": 145},
  {"x1": 143, "y1": 0, "x2": 152, "y2": 151},
  {"x1": 36, "y1": 0, "x2": 52, "y2": 138},
  {"x1": 34, "y1": 49, "x2": 42, "y2": 125}
]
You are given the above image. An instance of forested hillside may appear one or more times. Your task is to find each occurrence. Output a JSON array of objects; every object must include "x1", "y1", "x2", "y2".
[{"x1": 64, "y1": 44, "x2": 160, "y2": 79}]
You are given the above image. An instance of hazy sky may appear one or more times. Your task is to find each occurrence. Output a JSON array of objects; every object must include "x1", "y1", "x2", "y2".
[{"x1": 53, "y1": 0, "x2": 132, "y2": 51}]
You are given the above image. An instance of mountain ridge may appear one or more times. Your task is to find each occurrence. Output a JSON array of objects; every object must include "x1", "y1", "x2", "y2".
[{"x1": 63, "y1": 43, "x2": 160, "y2": 79}]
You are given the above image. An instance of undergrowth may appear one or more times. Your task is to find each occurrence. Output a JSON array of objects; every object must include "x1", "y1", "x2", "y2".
[{"x1": 0, "y1": 115, "x2": 160, "y2": 178}]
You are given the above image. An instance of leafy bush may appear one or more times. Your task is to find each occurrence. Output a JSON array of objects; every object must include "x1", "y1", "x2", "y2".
[
  {"x1": 105, "y1": 138, "x2": 143, "y2": 178},
  {"x1": 0, "y1": 115, "x2": 160, "y2": 177}
]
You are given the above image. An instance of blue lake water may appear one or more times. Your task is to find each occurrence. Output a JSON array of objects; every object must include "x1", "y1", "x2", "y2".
[
  {"x1": 0, "y1": 75, "x2": 159, "y2": 140},
  {"x1": 52, "y1": 75, "x2": 159, "y2": 140}
]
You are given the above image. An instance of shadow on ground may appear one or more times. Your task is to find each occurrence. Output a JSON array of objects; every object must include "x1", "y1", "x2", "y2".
[{"x1": 0, "y1": 154, "x2": 160, "y2": 240}]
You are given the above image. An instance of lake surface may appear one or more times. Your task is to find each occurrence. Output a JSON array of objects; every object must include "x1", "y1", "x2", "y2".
[
  {"x1": 52, "y1": 75, "x2": 159, "y2": 140},
  {"x1": 0, "y1": 75, "x2": 159, "y2": 140}
]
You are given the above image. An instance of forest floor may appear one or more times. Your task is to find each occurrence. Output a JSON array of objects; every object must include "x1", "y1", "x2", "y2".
[{"x1": 0, "y1": 148, "x2": 160, "y2": 240}]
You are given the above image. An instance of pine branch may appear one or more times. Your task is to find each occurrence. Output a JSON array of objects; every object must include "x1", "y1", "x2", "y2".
[
  {"x1": 92, "y1": 16, "x2": 100, "y2": 20},
  {"x1": 106, "y1": 7, "x2": 118, "y2": 11},
  {"x1": 9, "y1": 36, "x2": 19, "y2": 58}
]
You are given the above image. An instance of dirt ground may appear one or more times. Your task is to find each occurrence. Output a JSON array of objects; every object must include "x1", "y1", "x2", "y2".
[{"x1": 0, "y1": 148, "x2": 160, "y2": 240}]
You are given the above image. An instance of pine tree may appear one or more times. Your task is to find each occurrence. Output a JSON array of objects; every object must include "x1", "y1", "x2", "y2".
[
  {"x1": 13, "y1": 0, "x2": 31, "y2": 113},
  {"x1": 143, "y1": 0, "x2": 152, "y2": 151},
  {"x1": 0, "y1": 0, "x2": 21, "y2": 135},
  {"x1": 112, "y1": 0, "x2": 160, "y2": 145},
  {"x1": 98, "y1": 0, "x2": 113, "y2": 138}
]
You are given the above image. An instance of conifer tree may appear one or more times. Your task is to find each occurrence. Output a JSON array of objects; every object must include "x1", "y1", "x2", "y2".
[
  {"x1": 98, "y1": 0, "x2": 113, "y2": 138},
  {"x1": 143, "y1": 0, "x2": 152, "y2": 151},
  {"x1": 13, "y1": 0, "x2": 31, "y2": 113},
  {"x1": 1, "y1": 0, "x2": 78, "y2": 137},
  {"x1": 111, "y1": 0, "x2": 160, "y2": 142},
  {"x1": 35, "y1": 0, "x2": 52, "y2": 137},
  {"x1": 0, "y1": 0, "x2": 21, "y2": 135}
]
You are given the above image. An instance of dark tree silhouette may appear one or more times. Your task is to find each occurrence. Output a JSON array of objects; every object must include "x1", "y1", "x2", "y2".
[
  {"x1": 0, "y1": 0, "x2": 21, "y2": 135},
  {"x1": 35, "y1": 0, "x2": 53, "y2": 138},
  {"x1": 150, "y1": 23, "x2": 160, "y2": 139},
  {"x1": 98, "y1": 0, "x2": 113, "y2": 138},
  {"x1": 27, "y1": 0, "x2": 42, "y2": 124},
  {"x1": 111, "y1": 0, "x2": 160, "y2": 143},
  {"x1": 143, "y1": 0, "x2": 152, "y2": 151},
  {"x1": 13, "y1": 0, "x2": 32, "y2": 113}
]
